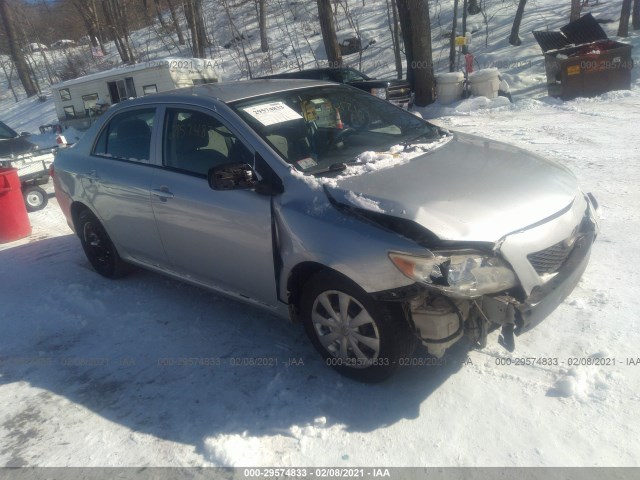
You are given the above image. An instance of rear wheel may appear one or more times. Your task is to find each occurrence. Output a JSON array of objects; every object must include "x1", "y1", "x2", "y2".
[
  {"x1": 77, "y1": 209, "x2": 128, "y2": 278},
  {"x1": 23, "y1": 185, "x2": 48, "y2": 212},
  {"x1": 301, "y1": 271, "x2": 414, "y2": 382}
]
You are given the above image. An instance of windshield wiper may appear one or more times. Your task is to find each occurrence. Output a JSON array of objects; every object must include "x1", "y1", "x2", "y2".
[{"x1": 401, "y1": 127, "x2": 447, "y2": 150}]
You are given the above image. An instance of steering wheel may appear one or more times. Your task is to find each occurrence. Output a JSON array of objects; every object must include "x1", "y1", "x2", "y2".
[{"x1": 328, "y1": 127, "x2": 356, "y2": 150}]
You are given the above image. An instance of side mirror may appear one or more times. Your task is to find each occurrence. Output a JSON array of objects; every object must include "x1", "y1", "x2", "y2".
[{"x1": 208, "y1": 163, "x2": 256, "y2": 190}]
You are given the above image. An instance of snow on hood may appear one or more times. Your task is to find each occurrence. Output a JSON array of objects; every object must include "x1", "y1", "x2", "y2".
[{"x1": 290, "y1": 134, "x2": 454, "y2": 191}]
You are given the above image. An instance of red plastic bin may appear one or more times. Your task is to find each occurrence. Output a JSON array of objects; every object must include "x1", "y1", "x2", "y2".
[{"x1": 0, "y1": 167, "x2": 31, "y2": 244}]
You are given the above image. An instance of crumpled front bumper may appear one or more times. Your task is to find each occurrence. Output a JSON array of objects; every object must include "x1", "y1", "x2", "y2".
[
  {"x1": 485, "y1": 198, "x2": 598, "y2": 336},
  {"x1": 515, "y1": 213, "x2": 596, "y2": 334}
]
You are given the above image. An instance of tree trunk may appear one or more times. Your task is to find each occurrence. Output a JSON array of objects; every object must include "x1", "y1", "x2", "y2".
[
  {"x1": 0, "y1": 59, "x2": 19, "y2": 102},
  {"x1": 73, "y1": 0, "x2": 104, "y2": 50},
  {"x1": 141, "y1": 0, "x2": 152, "y2": 24},
  {"x1": 101, "y1": 0, "x2": 137, "y2": 63},
  {"x1": 397, "y1": 0, "x2": 435, "y2": 106},
  {"x1": 462, "y1": 0, "x2": 468, "y2": 54},
  {"x1": 395, "y1": 0, "x2": 413, "y2": 86},
  {"x1": 194, "y1": 0, "x2": 209, "y2": 48},
  {"x1": 0, "y1": 0, "x2": 38, "y2": 97},
  {"x1": 166, "y1": 0, "x2": 185, "y2": 45},
  {"x1": 184, "y1": 0, "x2": 206, "y2": 57},
  {"x1": 387, "y1": 0, "x2": 402, "y2": 79},
  {"x1": 508, "y1": 0, "x2": 527, "y2": 46},
  {"x1": 317, "y1": 0, "x2": 342, "y2": 66},
  {"x1": 24, "y1": 55, "x2": 41, "y2": 94},
  {"x1": 618, "y1": 0, "x2": 632, "y2": 37},
  {"x1": 570, "y1": 0, "x2": 580, "y2": 22},
  {"x1": 449, "y1": 0, "x2": 459, "y2": 72},
  {"x1": 633, "y1": 0, "x2": 640, "y2": 30},
  {"x1": 153, "y1": 0, "x2": 169, "y2": 30},
  {"x1": 258, "y1": 0, "x2": 268, "y2": 52}
]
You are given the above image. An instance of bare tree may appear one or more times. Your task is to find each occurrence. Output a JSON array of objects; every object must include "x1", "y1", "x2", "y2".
[
  {"x1": 0, "y1": 58, "x2": 19, "y2": 102},
  {"x1": 72, "y1": 0, "x2": 105, "y2": 51},
  {"x1": 461, "y1": 0, "x2": 469, "y2": 54},
  {"x1": 618, "y1": 0, "x2": 632, "y2": 36},
  {"x1": 317, "y1": 0, "x2": 342, "y2": 66},
  {"x1": 164, "y1": 0, "x2": 185, "y2": 44},
  {"x1": 508, "y1": 0, "x2": 527, "y2": 46},
  {"x1": 101, "y1": 0, "x2": 136, "y2": 63},
  {"x1": 386, "y1": 0, "x2": 402, "y2": 79},
  {"x1": 273, "y1": 0, "x2": 304, "y2": 72},
  {"x1": 633, "y1": 0, "x2": 640, "y2": 30},
  {"x1": 0, "y1": 0, "x2": 38, "y2": 97},
  {"x1": 221, "y1": 0, "x2": 254, "y2": 77},
  {"x1": 396, "y1": 0, "x2": 435, "y2": 106},
  {"x1": 184, "y1": 0, "x2": 207, "y2": 57},
  {"x1": 570, "y1": 0, "x2": 580, "y2": 22},
  {"x1": 449, "y1": 0, "x2": 459, "y2": 72},
  {"x1": 152, "y1": 0, "x2": 170, "y2": 30},
  {"x1": 257, "y1": 0, "x2": 268, "y2": 52}
]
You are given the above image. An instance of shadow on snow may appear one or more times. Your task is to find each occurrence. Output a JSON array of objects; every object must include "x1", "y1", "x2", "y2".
[{"x1": 0, "y1": 235, "x2": 470, "y2": 460}]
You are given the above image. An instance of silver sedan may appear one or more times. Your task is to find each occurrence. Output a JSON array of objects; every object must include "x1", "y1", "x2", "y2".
[{"x1": 53, "y1": 80, "x2": 598, "y2": 381}]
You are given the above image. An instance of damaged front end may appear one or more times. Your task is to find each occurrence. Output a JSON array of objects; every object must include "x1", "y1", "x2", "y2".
[{"x1": 377, "y1": 196, "x2": 598, "y2": 358}]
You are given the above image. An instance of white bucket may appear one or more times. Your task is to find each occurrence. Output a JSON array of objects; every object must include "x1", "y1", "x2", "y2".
[
  {"x1": 435, "y1": 72, "x2": 465, "y2": 105},
  {"x1": 468, "y1": 68, "x2": 501, "y2": 99}
]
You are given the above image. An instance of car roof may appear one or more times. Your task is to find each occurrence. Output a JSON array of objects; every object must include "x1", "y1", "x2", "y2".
[{"x1": 144, "y1": 79, "x2": 339, "y2": 104}]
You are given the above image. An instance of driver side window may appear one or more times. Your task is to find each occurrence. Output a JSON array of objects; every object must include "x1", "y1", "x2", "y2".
[{"x1": 163, "y1": 108, "x2": 252, "y2": 176}]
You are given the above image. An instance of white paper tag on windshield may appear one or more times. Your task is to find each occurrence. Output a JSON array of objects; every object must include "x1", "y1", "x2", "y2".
[
  {"x1": 242, "y1": 102, "x2": 303, "y2": 126},
  {"x1": 297, "y1": 157, "x2": 317, "y2": 169}
]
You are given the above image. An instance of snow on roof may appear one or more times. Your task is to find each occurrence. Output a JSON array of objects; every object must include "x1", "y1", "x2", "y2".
[{"x1": 51, "y1": 57, "x2": 218, "y2": 90}]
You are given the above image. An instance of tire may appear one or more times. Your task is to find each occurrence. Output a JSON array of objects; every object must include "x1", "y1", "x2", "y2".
[
  {"x1": 301, "y1": 271, "x2": 414, "y2": 382},
  {"x1": 77, "y1": 209, "x2": 129, "y2": 279},
  {"x1": 23, "y1": 185, "x2": 48, "y2": 212}
]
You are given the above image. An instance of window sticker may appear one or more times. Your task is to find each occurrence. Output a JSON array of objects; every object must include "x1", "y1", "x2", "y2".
[
  {"x1": 242, "y1": 102, "x2": 303, "y2": 126},
  {"x1": 296, "y1": 157, "x2": 318, "y2": 169}
]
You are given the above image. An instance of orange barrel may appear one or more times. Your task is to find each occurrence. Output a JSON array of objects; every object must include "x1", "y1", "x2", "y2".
[{"x1": 0, "y1": 167, "x2": 31, "y2": 243}]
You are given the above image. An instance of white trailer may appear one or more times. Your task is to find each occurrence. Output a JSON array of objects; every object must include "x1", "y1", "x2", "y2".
[{"x1": 50, "y1": 58, "x2": 220, "y2": 130}]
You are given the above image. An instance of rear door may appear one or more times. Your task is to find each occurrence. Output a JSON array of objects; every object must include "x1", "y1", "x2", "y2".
[
  {"x1": 85, "y1": 107, "x2": 168, "y2": 267},
  {"x1": 149, "y1": 106, "x2": 277, "y2": 306}
]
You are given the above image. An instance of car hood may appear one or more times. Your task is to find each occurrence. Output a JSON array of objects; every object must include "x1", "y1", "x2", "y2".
[{"x1": 326, "y1": 132, "x2": 579, "y2": 243}]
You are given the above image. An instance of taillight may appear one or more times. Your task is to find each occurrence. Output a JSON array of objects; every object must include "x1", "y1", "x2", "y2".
[{"x1": 49, "y1": 163, "x2": 55, "y2": 177}]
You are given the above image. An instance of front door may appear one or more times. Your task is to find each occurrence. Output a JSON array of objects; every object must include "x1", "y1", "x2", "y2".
[{"x1": 150, "y1": 107, "x2": 278, "y2": 307}]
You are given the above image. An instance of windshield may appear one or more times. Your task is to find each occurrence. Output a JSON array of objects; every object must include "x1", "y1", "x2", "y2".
[
  {"x1": 0, "y1": 121, "x2": 18, "y2": 140},
  {"x1": 231, "y1": 86, "x2": 440, "y2": 174}
]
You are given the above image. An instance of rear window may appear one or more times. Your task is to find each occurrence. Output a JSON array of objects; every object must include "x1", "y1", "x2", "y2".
[{"x1": 93, "y1": 109, "x2": 155, "y2": 162}]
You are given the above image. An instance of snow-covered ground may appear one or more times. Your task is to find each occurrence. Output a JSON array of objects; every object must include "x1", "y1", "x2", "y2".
[{"x1": 1, "y1": 0, "x2": 640, "y2": 469}]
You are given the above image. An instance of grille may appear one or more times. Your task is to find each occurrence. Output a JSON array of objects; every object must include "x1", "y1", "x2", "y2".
[
  {"x1": 527, "y1": 240, "x2": 574, "y2": 275},
  {"x1": 388, "y1": 84, "x2": 412, "y2": 104}
]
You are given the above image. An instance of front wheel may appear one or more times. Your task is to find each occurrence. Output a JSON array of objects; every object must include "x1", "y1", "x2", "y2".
[
  {"x1": 23, "y1": 185, "x2": 48, "y2": 212},
  {"x1": 77, "y1": 209, "x2": 129, "y2": 278},
  {"x1": 301, "y1": 271, "x2": 414, "y2": 382}
]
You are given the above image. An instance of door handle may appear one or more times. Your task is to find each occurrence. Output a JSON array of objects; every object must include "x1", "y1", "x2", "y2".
[{"x1": 152, "y1": 187, "x2": 174, "y2": 201}]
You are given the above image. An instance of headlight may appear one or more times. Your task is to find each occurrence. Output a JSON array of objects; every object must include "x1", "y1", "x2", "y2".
[
  {"x1": 371, "y1": 87, "x2": 387, "y2": 100},
  {"x1": 389, "y1": 250, "x2": 518, "y2": 297}
]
